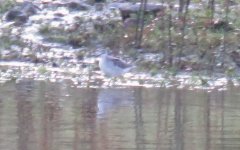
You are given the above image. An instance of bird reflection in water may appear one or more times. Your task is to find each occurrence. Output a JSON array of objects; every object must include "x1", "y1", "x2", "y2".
[{"x1": 97, "y1": 88, "x2": 134, "y2": 118}]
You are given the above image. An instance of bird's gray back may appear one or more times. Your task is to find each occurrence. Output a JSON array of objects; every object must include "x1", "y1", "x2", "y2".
[{"x1": 107, "y1": 56, "x2": 130, "y2": 69}]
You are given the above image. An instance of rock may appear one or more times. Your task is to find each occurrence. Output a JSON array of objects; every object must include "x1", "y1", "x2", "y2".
[
  {"x1": 14, "y1": 14, "x2": 29, "y2": 25},
  {"x1": 123, "y1": 18, "x2": 138, "y2": 28},
  {"x1": 15, "y1": 1, "x2": 40, "y2": 16},
  {"x1": 51, "y1": 61, "x2": 59, "y2": 67},
  {"x1": 109, "y1": 3, "x2": 166, "y2": 20},
  {"x1": 13, "y1": 1, "x2": 38, "y2": 15},
  {"x1": 65, "y1": 23, "x2": 80, "y2": 32},
  {"x1": 210, "y1": 19, "x2": 234, "y2": 32},
  {"x1": 5, "y1": 9, "x2": 28, "y2": 24},
  {"x1": 51, "y1": 1, "x2": 91, "y2": 11},
  {"x1": 68, "y1": 35, "x2": 86, "y2": 48},
  {"x1": 95, "y1": 3, "x2": 104, "y2": 11},
  {"x1": 3, "y1": 1, "x2": 39, "y2": 25},
  {"x1": 4, "y1": 10, "x2": 20, "y2": 21},
  {"x1": 229, "y1": 0, "x2": 238, "y2": 6},
  {"x1": 95, "y1": 0, "x2": 105, "y2": 3},
  {"x1": 74, "y1": 48, "x2": 87, "y2": 60},
  {"x1": 54, "y1": 12, "x2": 65, "y2": 17},
  {"x1": 231, "y1": 51, "x2": 240, "y2": 67},
  {"x1": 66, "y1": 0, "x2": 91, "y2": 11},
  {"x1": 1, "y1": 50, "x2": 19, "y2": 60},
  {"x1": 21, "y1": 48, "x2": 37, "y2": 62}
]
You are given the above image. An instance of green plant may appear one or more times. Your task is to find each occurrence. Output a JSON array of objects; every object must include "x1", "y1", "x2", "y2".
[
  {"x1": 39, "y1": 24, "x2": 92, "y2": 47},
  {"x1": 98, "y1": 23, "x2": 124, "y2": 48},
  {"x1": 39, "y1": 24, "x2": 51, "y2": 34},
  {"x1": 37, "y1": 66, "x2": 47, "y2": 74},
  {"x1": 0, "y1": 0, "x2": 15, "y2": 14},
  {"x1": 0, "y1": 35, "x2": 25, "y2": 50}
]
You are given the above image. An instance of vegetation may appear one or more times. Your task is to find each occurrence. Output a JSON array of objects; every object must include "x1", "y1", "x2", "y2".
[
  {"x1": 37, "y1": 66, "x2": 48, "y2": 74},
  {"x1": 0, "y1": 30, "x2": 25, "y2": 50},
  {"x1": 100, "y1": 0, "x2": 240, "y2": 77},
  {"x1": 0, "y1": 0, "x2": 15, "y2": 14},
  {"x1": 39, "y1": 23, "x2": 92, "y2": 48},
  {"x1": 96, "y1": 21, "x2": 124, "y2": 49}
]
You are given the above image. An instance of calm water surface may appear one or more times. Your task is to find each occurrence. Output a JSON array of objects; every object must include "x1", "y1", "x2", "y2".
[{"x1": 0, "y1": 81, "x2": 240, "y2": 150}]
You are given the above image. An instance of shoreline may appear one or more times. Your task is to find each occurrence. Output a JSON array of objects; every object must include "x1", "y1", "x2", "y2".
[{"x1": 1, "y1": 61, "x2": 239, "y2": 90}]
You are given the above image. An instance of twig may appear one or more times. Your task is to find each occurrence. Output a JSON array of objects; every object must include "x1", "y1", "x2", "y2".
[
  {"x1": 135, "y1": 0, "x2": 147, "y2": 48},
  {"x1": 168, "y1": 4, "x2": 173, "y2": 66},
  {"x1": 178, "y1": 0, "x2": 191, "y2": 67}
]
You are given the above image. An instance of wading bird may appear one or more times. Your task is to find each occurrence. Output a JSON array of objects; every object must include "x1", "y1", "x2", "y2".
[{"x1": 98, "y1": 51, "x2": 133, "y2": 84}]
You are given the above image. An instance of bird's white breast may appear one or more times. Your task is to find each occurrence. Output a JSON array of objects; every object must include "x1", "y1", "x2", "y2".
[{"x1": 99, "y1": 55, "x2": 125, "y2": 77}]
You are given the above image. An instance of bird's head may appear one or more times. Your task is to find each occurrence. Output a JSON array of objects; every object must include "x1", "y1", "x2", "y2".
[{"x1": 96, "y1": 49, "x2": 108, "y2": 57}]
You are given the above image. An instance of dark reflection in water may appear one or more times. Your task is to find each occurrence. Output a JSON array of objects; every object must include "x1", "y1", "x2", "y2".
[
  {"x1": 15, "y1": 81, "x2": 34, "y2": 150},
  {"x1": 0, "y1": 81, "x2": 240, "y2": 150}
]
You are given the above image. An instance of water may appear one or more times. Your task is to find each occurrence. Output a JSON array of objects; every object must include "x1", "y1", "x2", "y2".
[{"x1": 0, "y1": 80, "x2": 240, "y2": 150}]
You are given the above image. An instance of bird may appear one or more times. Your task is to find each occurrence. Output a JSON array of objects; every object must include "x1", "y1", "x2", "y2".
[{"x1": 98, "y1": 51, "x2": 133, "y2": 79}]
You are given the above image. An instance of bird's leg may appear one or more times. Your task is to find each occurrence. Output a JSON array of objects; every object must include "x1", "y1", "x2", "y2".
[
  {"x1": 107, "y1": 78, "x2": 112, "y2": 86},
  {"x1": 107, "y1": 77, "x2": 117, "y2": 86},
  {"x1": 113, "y1": 77, "x2": 117, "y2": 84},
  {"x1": 119, "y1": 76, "x2": 125, "y2": 83},
  {"x1": 112, "y1": 77, "x2": 117, "y2": 85},
  {"x1": 107, "y1": 77, "x2": 114, "y2": 86}
]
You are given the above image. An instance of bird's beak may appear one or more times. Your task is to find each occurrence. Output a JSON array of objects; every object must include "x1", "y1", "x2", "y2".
[
  {"x1": 95, "y1": 51, "x2": 106, "y2": 57},
  {"x1": 95, "y1": 53, "x2": 103, "y2": 57},
  {"x1": 94, "y1": 49, "x2": 107, "y2": 57}
]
